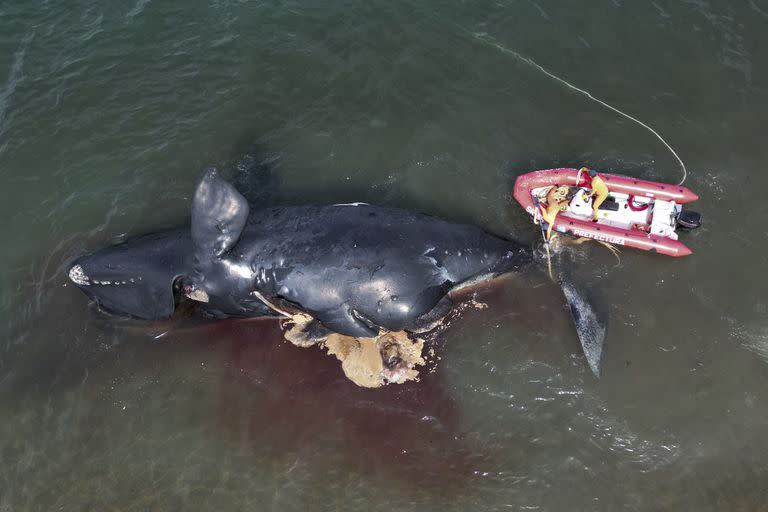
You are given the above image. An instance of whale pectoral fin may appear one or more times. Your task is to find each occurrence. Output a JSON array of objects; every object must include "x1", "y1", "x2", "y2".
[
  {"x1": 191, "y1": 167, "x2": 250, "y2": 259},
  {"x1": 317, "y1": 306, "x2": 380, "y2": 339},
  {"x1": 405, "y1": 295, "x2": 453, "y2": 333},
  {"x1": 284, "y1": 315, "x2": 332, "y2": 347},
  {"x1": 412, "y1": 280, "x2": 453, "y2": 314},
  {"x1": 365, "y1": 279, "x2": 454, "y2": 332},
  {"x1": 303, "y1": 318, "x2": 333, "y2": 342}
]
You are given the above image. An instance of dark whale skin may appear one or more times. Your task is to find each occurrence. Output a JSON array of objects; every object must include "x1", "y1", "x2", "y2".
[
  {"x1": 68, "y1": 168, "x2": 530, "y2": 339},
  {"x1": 193, "y1": 203, "x2": 531, "y2": 337},
  {"x1": 68, "y1": 168, "x2": 605, "y2": 375}
]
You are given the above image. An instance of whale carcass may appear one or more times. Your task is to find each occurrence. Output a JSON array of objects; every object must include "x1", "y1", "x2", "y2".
[{"x1": 68, "y1": 168, "x2": 606, "y2": 382}]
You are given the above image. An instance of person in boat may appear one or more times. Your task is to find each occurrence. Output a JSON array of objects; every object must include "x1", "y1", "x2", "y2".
[
  {"x1": 582, "y1": 167, "x2": 609, "y2": 222},
  {"x1": 539, "y1": 185, "x2": 570, "y2": 241}
]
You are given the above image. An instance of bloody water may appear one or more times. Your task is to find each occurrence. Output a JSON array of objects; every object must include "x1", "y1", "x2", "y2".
[{"x1": 2, "y1": 1, "x2": 768, "y2": 510}]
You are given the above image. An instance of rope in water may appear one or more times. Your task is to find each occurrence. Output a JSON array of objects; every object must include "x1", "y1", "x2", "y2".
[
  {"x1": 533, "y1": 198, "x2": 556, "y2": 281},
  {"x1": 470, "y1": 33, "x2": 688, "y2": 186}
]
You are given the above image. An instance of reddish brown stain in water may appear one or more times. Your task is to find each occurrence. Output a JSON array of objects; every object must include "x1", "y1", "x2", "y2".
[{"x1": 172, "y1": 318, "x2": 489, "y2": 492}]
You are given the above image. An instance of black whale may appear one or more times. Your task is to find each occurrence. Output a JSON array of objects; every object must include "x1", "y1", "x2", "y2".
[{"x1": 68, "y1": 168, "x2": 604, "y2": 373}]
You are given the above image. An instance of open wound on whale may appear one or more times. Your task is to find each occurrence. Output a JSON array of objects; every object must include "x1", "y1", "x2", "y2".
[{"x1": 283, "y1": 313, "x2": 427, "y2": 388}]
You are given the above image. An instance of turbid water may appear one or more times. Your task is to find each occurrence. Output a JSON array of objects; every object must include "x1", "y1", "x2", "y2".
[{"x1": 2, "y1": 0, "x2": 768, "y2": 510}]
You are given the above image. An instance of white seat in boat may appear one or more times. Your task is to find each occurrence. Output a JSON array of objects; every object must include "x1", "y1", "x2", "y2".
[
  {"x1": 568, "y1": 188, "x2": 593, "y2": 218},
  {"x1": 649, "y1": 200, "x2": 679, "y2": 239}
]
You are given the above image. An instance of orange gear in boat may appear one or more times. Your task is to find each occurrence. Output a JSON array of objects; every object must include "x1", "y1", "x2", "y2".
[
  {"x1": 539, "y1": 186, "x2": 569, "y2": 240},
  {"x1": 582, "y1": 167, "x2": 609, "y2": 221}
]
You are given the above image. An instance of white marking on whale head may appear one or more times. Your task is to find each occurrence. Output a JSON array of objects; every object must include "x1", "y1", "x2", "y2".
[
  {"x1": 333, "y1": 202, "x2": 369, "y2": 207},
  {"x1": 68, "y1": 265, "x2": 90, "y2": 286}
]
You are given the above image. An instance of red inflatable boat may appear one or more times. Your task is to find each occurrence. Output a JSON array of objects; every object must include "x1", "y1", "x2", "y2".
[{"x1": 513, "y1": 168, "x2": 701, "y2": 257}]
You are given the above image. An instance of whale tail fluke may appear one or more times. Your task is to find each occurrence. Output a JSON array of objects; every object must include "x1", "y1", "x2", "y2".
[
  {"x1": 533, "y1": 242, "x2": 607, "y2": 377},
  {"x1": 558, "y1": 275, "x2": 606, "y2": 377}
]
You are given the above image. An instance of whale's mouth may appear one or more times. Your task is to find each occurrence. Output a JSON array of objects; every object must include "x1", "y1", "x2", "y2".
[
  {"x1": 67, "y1": 258, "x2": 179, "y2": 320},
  {"x1": 66, "y1": 229, "x2": 193, "y2": 320},
  {"x1": 68, "y1": 264, "x2": 137, "y2": 288}
]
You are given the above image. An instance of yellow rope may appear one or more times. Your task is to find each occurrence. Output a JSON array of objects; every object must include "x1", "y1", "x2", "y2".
[
  {"x1": 545, "y1": 239, "x2": 554, "y2": 281},
  {"x1": 570, "y1": 237, "x2": 622, "y2": 263},
  {"x1": 470, "y1": 32, "x2": 688, "y2": 186}
]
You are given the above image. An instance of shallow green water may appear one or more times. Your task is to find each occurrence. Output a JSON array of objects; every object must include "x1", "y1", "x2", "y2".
[{"x1": 2, "y1": 0, "x2": 768, "y2": 510}]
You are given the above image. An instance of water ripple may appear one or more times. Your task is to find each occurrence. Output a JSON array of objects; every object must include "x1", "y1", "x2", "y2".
[{"x1": 0, "y1": 28, "x2": 35, "y2": 140}]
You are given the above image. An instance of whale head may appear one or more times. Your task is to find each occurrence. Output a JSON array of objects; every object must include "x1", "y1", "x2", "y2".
[
  {"x1": 68, "y1": 167, "x2": 250, "y2": 320},
  {"x1": 68, "y1": 230, "x2": 194, "y2": 320}
]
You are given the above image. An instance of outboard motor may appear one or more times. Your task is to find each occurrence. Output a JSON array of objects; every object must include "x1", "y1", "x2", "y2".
[{"x1": 676, "y1": 210, "x2": 702, "y2": 230}]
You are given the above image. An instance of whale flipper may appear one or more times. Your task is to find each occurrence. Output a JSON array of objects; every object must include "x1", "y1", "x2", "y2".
[
  {"x1": 558, "y1": 274, "x2": 607, "y2": 377},
  {"x1": 405, "y1": 295, "x2": 454, "y2": 333},
  {"x1": 191, "y1": 167, "x2": 250, "y2": 259},
  {"x1": 317, "y1": 305, "x2": 380, "y2": 339}
]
